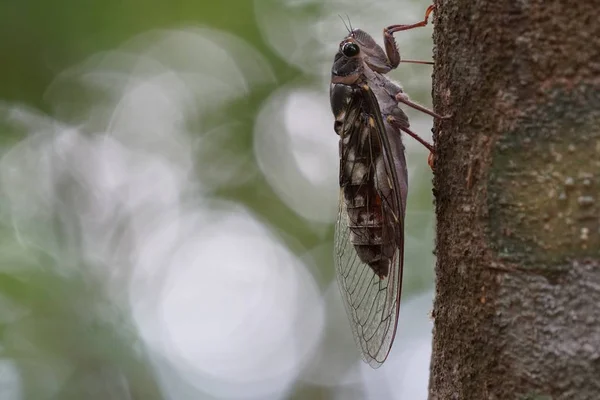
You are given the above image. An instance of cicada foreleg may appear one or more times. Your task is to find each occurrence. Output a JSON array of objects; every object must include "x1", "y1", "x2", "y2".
[{"x1": 384, "y1": 5, "x2": 436, "y2": 69}]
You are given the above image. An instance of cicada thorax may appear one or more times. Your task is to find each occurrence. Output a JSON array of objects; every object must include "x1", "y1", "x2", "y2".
[{"x1": 338, "y1": 113, "x2": 397, "y2": 280}]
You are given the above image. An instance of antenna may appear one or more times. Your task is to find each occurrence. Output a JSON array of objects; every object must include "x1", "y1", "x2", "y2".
[
  {"x1": 337, "y1": 14, "x2": 351, "y2": 33},
  {"x1": 345, "y1": 14, "x2": 354, "y2": 32}
]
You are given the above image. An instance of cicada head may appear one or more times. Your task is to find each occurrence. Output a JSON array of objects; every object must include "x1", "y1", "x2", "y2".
[
  {"x1": 333, "y1": 28, "x2": 392, "y2": 77},
  {"x1": 331, "y1": 38, "x2": 364, "y2": 85}
]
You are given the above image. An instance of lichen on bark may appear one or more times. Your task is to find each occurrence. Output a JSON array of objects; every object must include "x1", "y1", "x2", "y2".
[{"x1": 489, "y1": 85, "x2": 600, "y2": 268}]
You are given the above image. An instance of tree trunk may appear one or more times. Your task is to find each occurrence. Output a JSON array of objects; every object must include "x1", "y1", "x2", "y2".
[{"x1": 429, "y1": 1, "x2": 600, "y2": 399}]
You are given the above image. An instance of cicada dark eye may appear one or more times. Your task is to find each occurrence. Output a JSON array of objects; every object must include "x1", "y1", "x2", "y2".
[{"x1": 341, "y1": 42, "x2": 360, "y2": 58}]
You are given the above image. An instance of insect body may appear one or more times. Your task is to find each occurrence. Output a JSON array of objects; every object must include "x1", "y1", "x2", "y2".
[{"x1": 331, "y1": 5, "x2": 445, "y2": 368}]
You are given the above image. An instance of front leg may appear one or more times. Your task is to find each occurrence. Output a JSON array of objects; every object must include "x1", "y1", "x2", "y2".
[{"x1": 383, "y1": 5, "x2": 436, "y2": 69}]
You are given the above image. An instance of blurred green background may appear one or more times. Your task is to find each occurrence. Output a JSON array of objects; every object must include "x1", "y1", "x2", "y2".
[{"x1": 0, "y1": 0, "x2": 436, "y2": 399}]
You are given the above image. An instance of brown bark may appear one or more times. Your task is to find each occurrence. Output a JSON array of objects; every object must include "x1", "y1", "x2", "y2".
[{"x1": 429, "y1": 1, "x2": 600, "y2": 399}]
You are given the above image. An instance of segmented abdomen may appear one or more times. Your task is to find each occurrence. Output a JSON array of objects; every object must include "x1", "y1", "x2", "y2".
[{"x1": 340, "y1": 142, "x2": 395, "y2": 279}]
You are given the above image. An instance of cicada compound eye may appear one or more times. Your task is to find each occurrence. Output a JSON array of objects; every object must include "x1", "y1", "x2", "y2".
[{"x1": 341, "y1": 42, "x2": 360, "y2": 58}]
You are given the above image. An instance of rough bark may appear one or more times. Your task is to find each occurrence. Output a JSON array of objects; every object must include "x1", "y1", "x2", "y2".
[{"x1": 429, "y1": 1, "x2": 600, "y2": 399}]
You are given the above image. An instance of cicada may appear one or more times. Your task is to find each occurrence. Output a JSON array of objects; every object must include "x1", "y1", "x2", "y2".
[{"x1": 330, "y1": 5, "x2": 445, "y2": 368}]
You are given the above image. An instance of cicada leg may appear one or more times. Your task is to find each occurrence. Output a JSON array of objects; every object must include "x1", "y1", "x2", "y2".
[
  {"x1": 384, "y1": 5, "x2": 436, "y2": 69},
  {"x1": 389, "y1": 92, "x2": 450, "y2": 172},
  {"x1": 387, "y1": 115, "x2": 437, "y2": 171},
  {"x1": 386, "y1": 116, "x2": 433, "y2": 152},
  {"x1": 394, "y1": 93, "x2": 451, "y2": 120},
  {"x1": 400, "y1": 60, "x2": 434, "y2": 65}
]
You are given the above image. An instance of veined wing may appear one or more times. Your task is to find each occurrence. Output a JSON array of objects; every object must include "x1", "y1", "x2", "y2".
[
  {"x1": 335, "y1": 200, "x2": 403, "y2": 367},
  {"x1": 334, "y1": 84, "x2": 406, "y2": 368}
]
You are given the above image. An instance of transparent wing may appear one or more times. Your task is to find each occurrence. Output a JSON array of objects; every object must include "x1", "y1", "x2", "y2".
[
  {"x1": 334, "y1": 84, "x2": 405, "y2": 368},
  {"x1": 335, "y1": 197, "x2": 403, "y2": 368}
]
